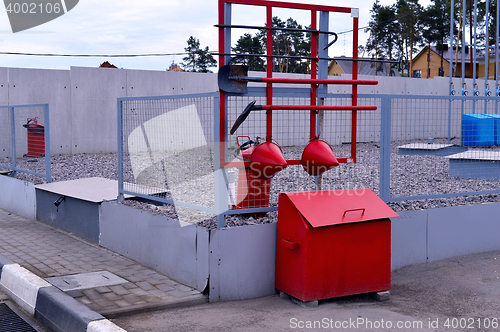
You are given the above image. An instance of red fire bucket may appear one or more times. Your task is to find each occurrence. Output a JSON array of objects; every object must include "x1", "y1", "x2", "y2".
[
  {"x1": 249, "y1": 142, "x2": 287, "y2": 180},
  {"x1": 301, "y1": 139, "x2": 339, "y2": 176}
]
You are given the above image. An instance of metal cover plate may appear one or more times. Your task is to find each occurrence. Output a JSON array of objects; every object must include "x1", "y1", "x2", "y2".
[
  {"x1": 398, "y1": 143, "x2": 454, "y2": 150},
  {"x1": 45, "y1": 271, "x2": 128, "y2": 291},
  {"x1": 280, "y1": 189, "x2": 399, "y2": 228},
  {"x1": 34, "y1": 177, "x2": 132, "y2": 203},
  {"x1": 446, "y1": 151, "x2": 500, "y2": 161}
]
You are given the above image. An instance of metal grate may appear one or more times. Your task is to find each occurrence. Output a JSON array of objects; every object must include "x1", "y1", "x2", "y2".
[{"x1": 0, "y1": 303, "x2": 37, "y2": 332}]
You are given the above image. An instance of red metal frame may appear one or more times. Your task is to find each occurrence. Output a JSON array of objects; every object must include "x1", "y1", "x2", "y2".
[
  {"x1": 218, "y1": 0, "x2": 377, "y2": 167},
  {"x1": 252, "y1": 78, "x2": 378, "y2": 85}
]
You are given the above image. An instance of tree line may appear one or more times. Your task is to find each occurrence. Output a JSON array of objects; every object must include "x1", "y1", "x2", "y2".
[
  {"x1": 367, "y1": 0, "x2": 496, "y2": 77},
  {"x1": 181, "y1": 0, "x2": 497, "y2": 77},
  {"x1": 180, "y1": 16, "x2": 313, "y2": 74}
]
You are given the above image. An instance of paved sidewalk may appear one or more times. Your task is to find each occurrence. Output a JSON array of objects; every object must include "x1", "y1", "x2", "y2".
[{"x1": 0, "y1": 209, "x2": 206, "y2": 318}]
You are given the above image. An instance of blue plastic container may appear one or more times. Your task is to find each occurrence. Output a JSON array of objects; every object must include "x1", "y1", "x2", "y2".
[
  {"x1": 486, "y1": 114, "x2": 500, "y2": 145},
  {"x1": 461, "y1": 114, "x2": 495, "y2": 146}
]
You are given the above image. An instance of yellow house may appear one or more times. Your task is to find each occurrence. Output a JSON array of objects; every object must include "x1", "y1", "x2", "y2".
[
  {"x1": 328, "y1": 56, "x2": 399, "y2": 76},
  {"x1": 412, "y1": 45, "x2": 477, "y2": 78},
  {"x1": 477, "y1": 54, "x2": 500, "y2": 79}
]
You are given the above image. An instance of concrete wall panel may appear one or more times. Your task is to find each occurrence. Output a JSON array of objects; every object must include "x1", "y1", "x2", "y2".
[
  {"x1": 196, "y1": 227, "x2": 210, "y2": 292},
  {"x1": 0, "y1": 68, "x2": 8, "y2": 158},
  {"x1": 211, "y1": 223, "x2": 277, "y2": 302},
  {"x1": 70, "y1": 67, "x2": 127, "y2": 154},
  {"x1": 0, "y1": 67, "x2": 7, "y2": 105},
  {"x1": 0, "y1": 176, "x2": 36, "y2": 220},
  {"x1": 99, "y1": 202, "x2": 208, "y2": 291},
  {"x1": 427, "y1": 203, "x2": 500, "y2": 262},
  {"x1": 8, "y1": 68, "x2": 72, "y2": 155},
  {"x1": 391, "y1": 210, "x2": 428, "y2": 270},
  {"x1": 126, "y1": 69, "x2": 176, "y2": 97},
  {"x1": 173, "y1": 71, "x2": 217, "y2": 95}
]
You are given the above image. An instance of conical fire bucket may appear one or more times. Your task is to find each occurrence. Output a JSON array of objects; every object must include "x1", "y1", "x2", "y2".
[
  {"x1": 250, "y1": 142, "x2": 288, "y2": 180},
  {"x1": 301, "y1": 139, "x2": 339, "y2": 176}
]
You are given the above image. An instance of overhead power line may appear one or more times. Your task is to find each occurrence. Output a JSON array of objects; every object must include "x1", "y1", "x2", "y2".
[
  {"x1": 0, "y1": 51, "x2": 189, "y2": 57},
  {"x1": 0, "y1": 12, "x2": 415, "y2": 58},
  {"x1": 337, "y1": 12, "x2": 414, "y2": 35}
]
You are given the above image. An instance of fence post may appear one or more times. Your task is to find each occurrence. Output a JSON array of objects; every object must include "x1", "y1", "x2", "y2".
[
  {"x1": 213, "y1": 95, "x2": 227, "y2": 228},
  {"x1": 44, "y1": 104, "x2": 51, "y2": 183},
  {"x1": 117, "y1": 99, "x2": 124, "y2": 202},
  {"x1": 10, "y1": 107, "x2": 17, "y2": 176},
  {"x1": 379, "y1": 96, "x2": 391, "y2": 202}
]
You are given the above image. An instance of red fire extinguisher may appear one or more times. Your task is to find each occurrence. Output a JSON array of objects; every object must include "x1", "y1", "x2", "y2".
[
  {"x1": 234, "y1": 136, "x2": 287, "y2": 209},
  {"x1": 234, "y1": 136, "x2": 272, "y2": 209}
]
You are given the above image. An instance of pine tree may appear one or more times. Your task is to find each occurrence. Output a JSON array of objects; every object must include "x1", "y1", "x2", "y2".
[{"x1": 182, "y1": 36, "x2": 217, "y2": 73}]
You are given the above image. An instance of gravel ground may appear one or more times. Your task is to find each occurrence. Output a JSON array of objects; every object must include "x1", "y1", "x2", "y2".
[{"x1": 2, "y1": 140, "x2": 500, "y2": 229}]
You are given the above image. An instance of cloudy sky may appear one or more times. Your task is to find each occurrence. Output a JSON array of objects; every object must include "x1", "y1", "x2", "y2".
[{"x1": 0, "y1": 0, "x2": 430, "y2": 71}]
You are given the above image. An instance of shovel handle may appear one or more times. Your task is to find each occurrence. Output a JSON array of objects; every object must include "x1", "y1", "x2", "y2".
[{"x1": 230, "y1": 101, "x2": 263, "y2": 135}]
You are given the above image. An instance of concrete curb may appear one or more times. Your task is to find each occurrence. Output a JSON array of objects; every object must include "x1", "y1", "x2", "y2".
[{"x1": 0, "y1": 255, "x2": 126, "y2": 332}]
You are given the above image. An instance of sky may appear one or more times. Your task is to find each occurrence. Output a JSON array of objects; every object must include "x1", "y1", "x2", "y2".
[{"x1": 0, "y1": 0, "x2": 431, "y2": 71}]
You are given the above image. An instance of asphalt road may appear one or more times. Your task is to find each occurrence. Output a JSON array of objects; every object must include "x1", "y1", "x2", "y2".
[{"x1": 112, "y1": 250, "x2": 500, "y2": 332}]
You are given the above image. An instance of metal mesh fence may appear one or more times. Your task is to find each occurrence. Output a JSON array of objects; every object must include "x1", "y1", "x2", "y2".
[
  {"x1": 118, "y1": 92, "x2": 500, "y2": 220},
  {"x1": 225, "y1": 94, "x2": 317, "y2": 209},
  {"x1": 388, "y1": 96, "x2": 500, "y2": 200},
  {"x1": 0, "y1": 104, "x2": 50, "y2": 182},
  {"x1": 118, "y1": 94, "x2": 217, "y2": 223},
  {"x1": 225, "y1": 93, "x2": 379, "y2": 210}
]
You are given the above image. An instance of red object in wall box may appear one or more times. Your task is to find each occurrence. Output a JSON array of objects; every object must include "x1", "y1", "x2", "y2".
[
  {"x1": 23, "y1": 118, "x2": 45, "y2": 158},
  {"x1": 275, "y1": 189, "x2": 399, "y2": 302}
]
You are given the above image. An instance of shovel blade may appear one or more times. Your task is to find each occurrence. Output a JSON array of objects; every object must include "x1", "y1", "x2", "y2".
[{"x1": 218, "y1": 65, "x2": 249, "y2": 94}]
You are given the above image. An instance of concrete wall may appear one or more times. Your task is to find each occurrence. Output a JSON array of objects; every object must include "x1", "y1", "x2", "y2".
[
  {"x1": 0, "y1": 67, "x2": 218, "y2": 155},
  {"x1": 2, "y1": 66, "x2": 496, "y2": 155}
]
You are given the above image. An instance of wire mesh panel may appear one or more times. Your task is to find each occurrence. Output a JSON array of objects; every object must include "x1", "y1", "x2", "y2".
[
  {"x1": 0, "y1": 104, "x2": 50, "y2": 182},
  {"x1": 225, "y1": 93, "x2": 317, "y2": 209},
  {"x1": 320, "y1": 95, "x2": 382, "y2": 195},
  {"x1": 118, "y1": 93, "x2": 217, "y2": 224},
  {"x1": 224, "y1": 92, "x2": 382, "y2": 210},
  {"x1": 388, "y1": 96, "x2": 500, "y2": 201}
]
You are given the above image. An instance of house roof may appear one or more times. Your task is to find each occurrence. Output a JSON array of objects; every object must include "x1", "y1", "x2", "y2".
[
  {"x1": 414, "y1": 45, "x2": 478, "y2": 64},
  {"x1": 330, "y1": 56, "x2": 400, "y2": 76},
  {"x1": 99, "y1": 61, "x2": 118, "y2": 68}
]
